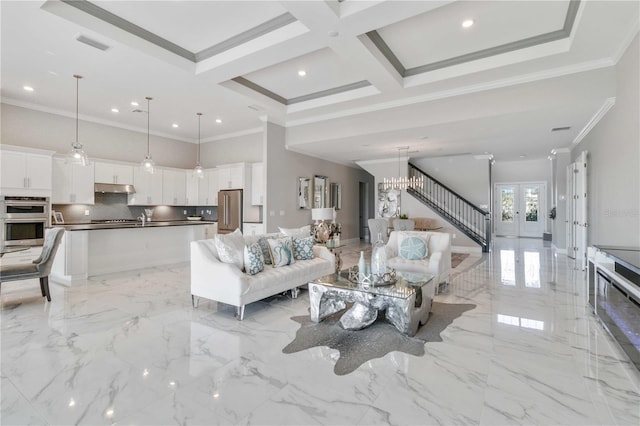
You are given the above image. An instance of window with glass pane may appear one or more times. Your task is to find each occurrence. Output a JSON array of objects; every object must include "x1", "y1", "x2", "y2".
[
  {"x1": 525, "y1": 188, "x2": 539, "y2": 222},
  {"x1": 501, "y1": 189, "x2": 514, "y2": 222}
]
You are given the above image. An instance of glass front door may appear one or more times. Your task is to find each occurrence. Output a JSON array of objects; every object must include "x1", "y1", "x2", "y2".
[{"x1": 495, "y1": 183, "x2": 546, "y2": 237}]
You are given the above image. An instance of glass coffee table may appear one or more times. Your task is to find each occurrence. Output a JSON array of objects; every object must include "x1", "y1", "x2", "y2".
[{"x1": 309, "y1": 270, "x2": 434, "y2": 336}]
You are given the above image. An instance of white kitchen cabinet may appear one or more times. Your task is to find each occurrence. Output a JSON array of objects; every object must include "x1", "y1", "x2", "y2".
[
  {"x1": 251, "y1": 162, "x2": 264, "y2": 205},
  {"x1": 94, "y1": 161, "x2": 134, "y2": 184},
  {"x1": 198, "y1": 169, "x2": 219, "y2": 206},
  {"x1": 0, "y1": 148, "x2": 53, "y2": 196},
  {"x1": 185, "y1": 172, "x2": 200, "y2": 206},
  {"x1": 128, "y1": 166, "x2": 163, "y2": 205},
  {"x1": 52, "y1": 157, "x2": 95, "y2": 204},
  {"x1": 243, "y1": 222, "x2": 264, "y2": 236},
  {"x1": 162, "y1": 169, "x2": 187, "y2": 205},
  {"x1": 217, "y1": 163, "x2": 245, "y2": 190}
]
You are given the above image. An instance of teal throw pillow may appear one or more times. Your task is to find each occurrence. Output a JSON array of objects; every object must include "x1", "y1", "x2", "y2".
[
  {"x1": 243, "y1": 242, "x2": 264, "y2": 275},
  {"x1": 267, "y1": 237, "x2": 295, "y2": 268},
  {"x1": 398, "y1": 235, "x2": 428, "y2": 260},
  {"x1": 293, "y1": 236, "x2": 314, "y2": 260},
  {"x1": 257, "y1": 237, "x2": 273, "y2": 264}
]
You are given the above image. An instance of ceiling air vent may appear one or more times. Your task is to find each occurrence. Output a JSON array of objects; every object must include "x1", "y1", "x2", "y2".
[
  {"x1": 551, "y1": 126, "x2": 571, "y2": 132},
  {"x1": 76, "y1": 35, "x2": 111, "y2": 51}
]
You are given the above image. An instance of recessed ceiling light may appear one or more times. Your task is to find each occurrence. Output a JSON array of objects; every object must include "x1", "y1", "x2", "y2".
[
  {"x1": 23, "y1": 85, "x2": 34, "y2": 92},
  {"x1": 462, "y1": 19, "x2": 474, "y2": 28},
  {"x1": 215, "y1": 118, "x2": 222, "y2": 124},
  {"x1": 111, "y1": 108, "x2": 119, "y2": 113},
  {"x1": 519, "y1": 154, "x2": 527, "y2": 158},
  {"x1": 131, "y1": 101, "x2": 139, "y2": 106},
  {"x1": 172, "y1": 123, "x2": 179, "y2": 128},
  {"x1": 298, "y1": 70, "x2": 307, "y2": 77},
  {"x1": 48, "y1": 71, "x2": 58, "y2": 76}
]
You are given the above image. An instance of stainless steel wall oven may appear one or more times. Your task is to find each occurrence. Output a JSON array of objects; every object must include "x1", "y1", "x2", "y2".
[{"x1": 0, "y1": 196, "x2": 49, "y2": 247}]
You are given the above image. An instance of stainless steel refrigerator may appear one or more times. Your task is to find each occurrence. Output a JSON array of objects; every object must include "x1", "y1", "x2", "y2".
[{"x1": 218, "y1": 189, "x2": 243, "y2": 234}]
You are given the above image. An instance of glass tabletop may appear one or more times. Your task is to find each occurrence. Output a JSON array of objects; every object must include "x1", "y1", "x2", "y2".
[{"x1": 312, "y1": 270, "x2": 434, "y2": 299}]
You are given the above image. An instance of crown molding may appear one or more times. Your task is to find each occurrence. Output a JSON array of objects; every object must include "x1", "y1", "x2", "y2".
[
  {"x1": 572, "y1": 97, "x2": 616, "y2": 146},
  {"x1": 202, "y1": 127, "x2": 263, "y2": 143}
]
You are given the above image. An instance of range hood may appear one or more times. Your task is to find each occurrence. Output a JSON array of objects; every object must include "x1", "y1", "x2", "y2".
[{"x1": 94, "y1": 183, "x2": 136, "y2": 194}]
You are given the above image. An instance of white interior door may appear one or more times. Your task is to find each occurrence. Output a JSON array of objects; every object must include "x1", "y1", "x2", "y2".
[
  {"x1": 495, "y1": 183, "x2": 546, "y2": 238},
  {"x1": 566, "y1": 164, "x2": 575, "y2": 259}
]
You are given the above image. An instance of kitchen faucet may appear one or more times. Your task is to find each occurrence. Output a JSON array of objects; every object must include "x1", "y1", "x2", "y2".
[{"x1": 138, "y1": 213, "x2": 146, "y2": 225}]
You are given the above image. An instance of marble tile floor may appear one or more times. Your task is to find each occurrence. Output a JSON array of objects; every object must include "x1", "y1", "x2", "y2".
[{"x1": 1, "y1": 237, "x2": 639, "y2": 425}]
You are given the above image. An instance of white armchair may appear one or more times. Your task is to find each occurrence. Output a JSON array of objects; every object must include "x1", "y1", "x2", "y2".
[{"x1": 385, "y1": 231, "x2": 451, "y2": 293}]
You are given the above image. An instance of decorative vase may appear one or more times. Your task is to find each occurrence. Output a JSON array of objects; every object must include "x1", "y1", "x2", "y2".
[
  {"x1": 358, "y1": 251, "x2": 366, "y2": 282},
  {"x1": 371, "y1": 232, "x2": 387, "y2": 279}
]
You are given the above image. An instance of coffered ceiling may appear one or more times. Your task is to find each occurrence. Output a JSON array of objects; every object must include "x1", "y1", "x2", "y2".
[{"x1": 1, "y1": 1, "x2": 638, "y2": 164}]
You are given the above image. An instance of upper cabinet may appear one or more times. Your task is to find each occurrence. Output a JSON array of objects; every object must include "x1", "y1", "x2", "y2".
[
  {"x1": 217, "y1": 163, "x2": 246, "y2": 190},
  {"x1": 198, "y1": 169, "x2": 218, "y2": 206},
  {"x1": 52, "y1": 157, "x2": 95, "y2": 204},
  {"x1": 0, "y1": 146, "x2": 54, "y2": 197},
  {"x1": 128, "y1": 166, "x2": 163, "y2": 206},
  {"x1": 185, "y1": 172, "x2": 200, "y2": 206},
  {"x1": 162, "y1": 169, "x2": 186, "y2": 206},
  {"x1": 251, "y1": 162, "x2": 264, "y2": 205},
  {"x1": 94, "y1": 161, "x2": 134, "y2": 184}
]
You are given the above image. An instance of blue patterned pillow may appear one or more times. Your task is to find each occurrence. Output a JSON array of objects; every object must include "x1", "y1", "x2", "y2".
[
  {"x1": 398, "y1": 233, "x2": 429, "y2": 260},
  {"x1": 243, "y1": 242, "x2": 264, "y2": 275},
  {"x1": 293, "y1": 236, "x2": 314, "y2": 260},
  {"x1": 257, "y1": 237, "x2": 273, "y2": 264},
  {"x1": 267, "y1": 237, "x2": 295, "y2": 268}
]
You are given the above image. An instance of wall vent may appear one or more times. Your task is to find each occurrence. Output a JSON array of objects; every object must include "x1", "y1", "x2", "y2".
[
  {"x1": 76, "y1": 35, "x2": 111, "y2": 51},
  {"x1": 552, "y1": 126, "x2": 571, "y2": 132}
]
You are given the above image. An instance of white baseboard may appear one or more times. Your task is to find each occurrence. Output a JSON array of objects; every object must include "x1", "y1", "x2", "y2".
[{"x1": 452, "y1": 245, "x2": 482, "y2": 254}]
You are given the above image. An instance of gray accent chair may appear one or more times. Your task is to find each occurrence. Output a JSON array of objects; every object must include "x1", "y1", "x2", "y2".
[
  {"x1": 0, "y1": 227, "x2": 65, "y2": 302},
  {"x1": 393, "y1": 219, "x2": 415, "y2": 231},
  {"x1": 368, "y1": 218, "x2": 389, "y2": 244}
]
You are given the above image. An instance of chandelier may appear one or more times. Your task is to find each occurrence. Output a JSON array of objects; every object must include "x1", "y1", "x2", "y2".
[{"x1": 381, "y1": 147, "x2": 424, "y2": 191}]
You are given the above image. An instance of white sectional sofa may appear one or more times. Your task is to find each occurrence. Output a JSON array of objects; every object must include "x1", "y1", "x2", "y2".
[
  {"x1": 190, "y1": 232, "x2": 335, "y2": 320},
  {"x1": 386, "y1": 230, "x2": 451, "y2": 293}
]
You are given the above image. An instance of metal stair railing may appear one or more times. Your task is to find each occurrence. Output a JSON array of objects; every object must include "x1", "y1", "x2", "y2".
[{"x1": 407, "y1": 163, "x2": 491, "y2": 252}]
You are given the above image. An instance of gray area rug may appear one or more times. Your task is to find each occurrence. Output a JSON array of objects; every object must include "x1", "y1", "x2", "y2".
[{"x1": 283, "y1": 302, "x2": 476, "y2": 375}]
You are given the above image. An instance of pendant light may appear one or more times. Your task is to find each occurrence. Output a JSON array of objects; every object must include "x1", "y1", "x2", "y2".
[
  {"x1": 193, "y1": 112, "x2": 204, "y2": 178},
  {"x1": 69, "y1": 74, "x2": 89, "y2": 166},
  {"x1": 141, "y1": 96, "x2": 155, "y2": 174}
]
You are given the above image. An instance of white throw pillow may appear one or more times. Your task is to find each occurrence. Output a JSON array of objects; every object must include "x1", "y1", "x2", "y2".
[
  {"x1": 397, "y1": 232, "x2": 429, "y2": 260},
  {"x1": 279, "y1": 225, "x2": 311, "y2": 239},
  {"x1": 214, "y1": 229, "x2": 245, "y2": 270}
]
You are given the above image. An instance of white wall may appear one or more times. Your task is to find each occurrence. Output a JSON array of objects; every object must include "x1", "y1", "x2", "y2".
[
  {"x1": 264, "y1": 122, "x2": 369, "y2": 240},
  {"x1": 412, "y1": 155, "x2": 490, "y2": 207},
  {"x1": 571, "y1": 34, "x2": 640, "y2": 247},
  {"x1": 200, "y1": 132, "x2": 262, "y2": 167},
  {"x1": 1, "y1": 104, "x2": 196, "y2": 168}
]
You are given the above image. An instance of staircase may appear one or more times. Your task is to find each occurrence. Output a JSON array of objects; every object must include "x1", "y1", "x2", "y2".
[{"x1": 407, "y1": 163, "x2": 491, "y2": 252}]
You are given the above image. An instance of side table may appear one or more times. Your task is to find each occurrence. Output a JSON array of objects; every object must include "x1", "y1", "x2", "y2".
[{"x1": 318, "y1": 243, "x2": 345, "y2": 273}]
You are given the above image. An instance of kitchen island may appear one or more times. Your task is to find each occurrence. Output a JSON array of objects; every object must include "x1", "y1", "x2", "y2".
[{"x1": 51, "y1": 220, "x2": 216, "y2": 286}]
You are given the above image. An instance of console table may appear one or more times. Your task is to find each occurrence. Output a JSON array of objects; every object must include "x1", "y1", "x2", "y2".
[{"x1": 587, "y1": 245, "x2": 640, "y2": 371}]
